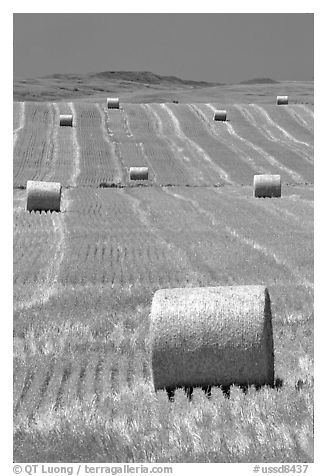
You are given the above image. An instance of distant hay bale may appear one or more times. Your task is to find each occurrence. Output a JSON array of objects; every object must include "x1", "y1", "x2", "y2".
[
  {"x1": 59, "y1": 114, "x2": 73, "y2": 126},
  {"x1": 107, "y1": 98, "x2": 120, "y2": 109},
  {"x1": 150, "y1": 285, "x2": 274, "y2": 391},
  {"x1": 253, "y1": 174, "x2": 281, "y2": 198},
  {"x1": 129, "y1": 167, "x2": 149, "y2": 180},
  {"x1": 213, "y1": 110, "x2": 227, "y2": 121},
  {"x1": 277, "y1": 96, "x2": 288, "y2": 105},
  {"x1": 26, "y1": 180, "x2": 62, "y2": 212}
]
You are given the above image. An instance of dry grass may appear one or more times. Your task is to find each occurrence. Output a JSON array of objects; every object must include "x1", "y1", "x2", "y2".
[{"x1": 14, "y1": 383, "x2": 313, "y2": 463}]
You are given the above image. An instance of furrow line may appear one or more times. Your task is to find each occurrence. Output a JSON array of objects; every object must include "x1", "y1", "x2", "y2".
[
  {"x1": 17, "y1": 364, "x2": 50, "y2": 422},
  {"x1": 13, "y1": 102, "x2": 26, "y2": 150},
  {"x1": 35, "y1": 360, "x2": 64, "y2": 417},
  {"x1": 300, "y1": 105, "x2": 314, "y2": 119},
  {"x1": 284, "y1": 106, "x2": 314, "y2": 133},
  {"x1": 190, "y1": 103, "x2": 256, "y2": 170},
  {"x1": 96, "y1": 104, "x2": 124, "y2": 183},
  {"x1": 13, "y1": 363, "x2": 27, "y2": 415},
  {"x1": 121, "y1": 188, "x2": 206, "y2": 285},
  {"x1": 121, "y1": 106, "x2": 158, "y2": 182},
  {"x1": 250, "y1": 104, "x2": 313, "y2": 161},
  {"x1": 142, "y1": 104, "x2": 195, "y2": 184},
  {"x1": 69, "y1": 102, "x2": 80, "y2": 187},
  {"x1": 204, "y1": 103, "x2": 270, "y2": 175},
  {"x1": 43, "y1": 103, "x2": 60, "y2": 182},
  {"x1": 235, "y1": 104, "x2": 314, "y2": 179},
  {"x1": 161, "y1": 104, "x2": 233, "y2": 184},
  {"x1": 205, "y1": 103, "x2": 304, "y2": 183},
  {"x1": 163, "y1": 187, "x2": 313, "y2": 291},
  {"x1": 137, "y1": 140, "x2": 157, "y2": 183},
  {"x1": 81, "y1": 353, "x2": 99, "y2": 405}
]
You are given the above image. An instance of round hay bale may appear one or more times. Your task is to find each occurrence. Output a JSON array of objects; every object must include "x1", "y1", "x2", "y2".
[
  {"x1": 106, "y1": 97, "x2": 120, "y2": 109},
  {"x1": 59, "y1": 114, "x2": 73, "y2": 126},
  {"x1": 129, "y1": 167, "x2": 149, "y2": 180},
  {"x1": 253, "y1": 174, "x2": 281, "y2": 198},
  {"x1": 150, "y1": 285, "x2": 274, "y2": 391},
  {"x1": 277, "y1": 95, "x2": 288, "y2": 105},
  {"x1": 213, "y1": 110, "x2": 227, "y2": 121},
  {"x1": 26, "y1": 180, "x2": 62, "y2": 212}
]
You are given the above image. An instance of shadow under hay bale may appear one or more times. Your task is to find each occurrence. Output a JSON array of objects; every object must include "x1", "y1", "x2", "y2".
[
  {"x1": 213, "y1": 110, "x2": 227, "y2": 121},
  {"x1": 26, "y1": 180, "x2": 62, "y2": 212},
  {"x1": 98, "y1": 182, "x2": 123, "y2": 188},
  {"x1": 166, "y1": 378, "x2": 283, "y2": 401},
  {"x1": 129, "y1": 167, "x2": 149, "y2": 181},
  {"x1": 59, "y1": 114, "x2": 73, "y2": 126},
  {"x1": 277, "y1": 95, "x2": 289, "y2": 105},
  {"x1": 165, "y1": 378, "x2": 283, "y2": 401},
  {"x1": 253, "y1": 174, "x2": 281, "y2": 198},
  {"x1": 166, "y1": 385, "x2": 212, "y2": 401},
  {"x1": 106, "y1": 97, "x2": 120, "y2": 109},
  {"x1": 150, "y1": 285, "x2": 275, "y2": 395}
]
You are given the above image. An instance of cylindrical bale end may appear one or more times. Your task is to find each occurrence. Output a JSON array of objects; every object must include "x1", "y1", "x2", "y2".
[
  {"x1": 59, "y1": 114, "x2": 73, "y2": 126},
  {"x1": 26, "y1": 180, "x2": 62, "y2": 212},
  {"x1": 253, "y1": 174, "x2": 281, "y2": 198},
  {"x1": 129, "y1": 167, "x2": 149, "y2": 181},
  {"x1": 214, "y1": 110, "x2": 227, "y2": 121},
  {"x1": 106, "y1": 98, "x2": 120, "y2": 109},
  {"x1": 276, "y1": 96, "x2": 289, "y2": 105},
  {"x1": 150, "y1": 285, "x2": 274, "y2": 391}
]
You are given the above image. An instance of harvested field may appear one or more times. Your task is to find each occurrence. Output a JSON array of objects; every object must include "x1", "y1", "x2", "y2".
[
  {"x1": 72, "y1": 103, "x2": 123, "y2": 186},
  {"x1": 13, "y1": 101, "x2": 314, "y2": 188},
  {"x1": 234, "y1": 104, "x2": 313, "y2": 182},
  {"x1": 13, "y1": 90, "x2": 313, "y2": 463},
  {"x1": 13, "y1": 102, "x2": 56, "y2": 186}
]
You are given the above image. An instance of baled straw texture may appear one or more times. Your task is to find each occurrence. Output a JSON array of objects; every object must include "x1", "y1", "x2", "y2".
[
  {"x1": 26, "y1": 180, "x2": 62, "y2": 212},
  {"x1": 253, "y1": 174, "x2": 281, "y2": 198},
  {"x1": 276, "y1": 96, "x2": 288, "y2": 105},
  {"x1": 106, "y1": 98, "x2": 120, "y2": 109},
  {"x1": 129, "y1": 167, "x2": 149, "y2": 180},
  {"x1": 150, "y1": 285, "x2": 274, "y2": 391},
  {"x1": 59, "y1": 114, "x2": 73, "y2": 126},
  {"x1": 214, "y1": 110, "x2": 227, "y2": 121}
]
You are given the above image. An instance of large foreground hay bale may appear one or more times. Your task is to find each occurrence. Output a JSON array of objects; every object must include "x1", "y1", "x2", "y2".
[
  {"x1": 276, "y1": 95, "x2": 288, "y2": 105},
  {"x1": 59, "y1": 114, "x2": 73, "y2": 126},
  {"x1": 213, "y1": 110, "x2": 227, "y2": 121},
  {"x1": 150, "y1": 285, "x2": 274, "y2": 391},
  {"x1": 26, "y1": 180, "x2": 62, "y2": 212},
  {"x1": 107, "y1": 98, "x2": 120, "y2": 109},
  {"x1": 253, "y1": 174, "x2": 281, "y2": 198},
  {"x1": 129, "y1": 167, "x2": 149, "y2": 180}
]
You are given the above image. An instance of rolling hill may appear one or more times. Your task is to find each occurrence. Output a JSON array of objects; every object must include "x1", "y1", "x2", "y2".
[{"x1": 13, "y1": 70, "x2": 313, "y2": 105}]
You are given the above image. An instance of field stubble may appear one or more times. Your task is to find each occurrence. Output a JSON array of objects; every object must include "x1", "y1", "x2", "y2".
[{"x1": 13, "y1": 99, "x2": 313, "y2": 463}]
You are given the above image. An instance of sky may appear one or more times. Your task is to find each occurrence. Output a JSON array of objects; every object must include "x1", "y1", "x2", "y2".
[{"x1": 13, "y1": 12, "x2": 313, "y2": 84}]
